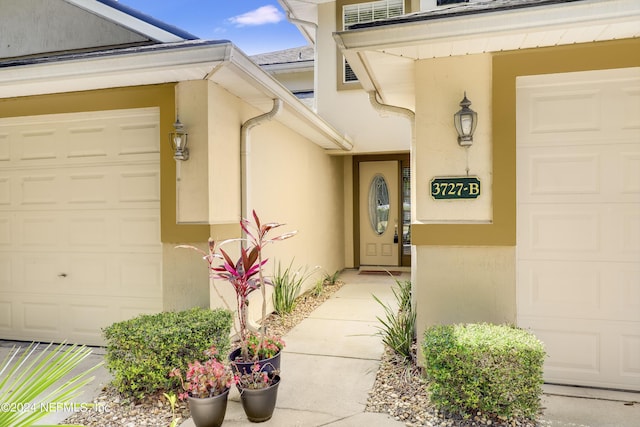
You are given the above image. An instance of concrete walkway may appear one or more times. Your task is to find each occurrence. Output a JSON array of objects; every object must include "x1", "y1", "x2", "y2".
[{"x1": 180, "y1": 268, "x2": 407, "y2": 427}]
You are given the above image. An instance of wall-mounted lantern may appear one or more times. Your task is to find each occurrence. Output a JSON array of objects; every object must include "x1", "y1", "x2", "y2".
[
  {"x1": 453, "y1": 92, "x2": 477, "y2": 147},
  {"x1": 169, "y1": 118, "x2": 189, "y2": 161}
]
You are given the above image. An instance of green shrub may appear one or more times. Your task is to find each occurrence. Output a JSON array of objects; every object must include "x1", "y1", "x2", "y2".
[
  {"x1": 103, "y1": 307, "x2": 232, "y2": 399},
  {"x1": 422, "y1": 323, "x2": 545, "y2": 420},
  {"x1": 373, "y1": 279, "x2": 415, "y2": 361}
]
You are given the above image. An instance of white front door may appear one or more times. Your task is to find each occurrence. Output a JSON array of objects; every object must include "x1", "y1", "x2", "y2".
[
  {"x1": 359, "y1": 161, "x2": 399, "y2": 266},
  {"x1": 516, "y1": 67, "x2": 640, "y2": 391},
  {"x1": 0, "y1": 108, "x2": 162, "y2": 346}
]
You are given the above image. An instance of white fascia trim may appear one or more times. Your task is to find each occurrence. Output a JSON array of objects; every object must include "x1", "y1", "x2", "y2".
[
  {"x1": 66, "y1": 0, "x2": 186, "y2": 42},
  {"x1": 0, "y1": 43, "x2": 232, "y2": 97},
  {"x1": 335, "y1": 0, "x2": 640, "y2": 53},
  {"x1": 224, "y1": 47, "x2": 353, "y2": 151},
  {"x1": 261, "y1": 61, "x2": 314, "y2": 74}
]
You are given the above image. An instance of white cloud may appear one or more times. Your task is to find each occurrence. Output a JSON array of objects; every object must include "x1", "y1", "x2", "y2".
[{"x1": 228, "y1": 5, "x2": 284, "y2": 27}]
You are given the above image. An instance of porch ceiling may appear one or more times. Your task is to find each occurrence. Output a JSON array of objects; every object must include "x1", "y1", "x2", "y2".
[{"x1": 334, "y1": 0, "x2": 640, "y2": 110}]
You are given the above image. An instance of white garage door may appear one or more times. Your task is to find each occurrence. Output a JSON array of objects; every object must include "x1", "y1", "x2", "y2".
[
  {"x1": 517, "y1": 67, "x2": 640, "y2": 391},
  {"x1": 0, "y1": 108, "x2": 162, "y2": 346}
]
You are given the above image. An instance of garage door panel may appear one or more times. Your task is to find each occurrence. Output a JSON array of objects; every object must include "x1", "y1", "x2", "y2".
[
  {"x1": 527, "y1": 89, "x2": 602, "y2": 134},
  {"x1": 621, "y1": 209, "x2": 640, "y2": 254},
  {"x1": 519, "y1": 260, "x2": 640, "y2": 322},
  {"x1": 621, "y1": 152, "x2": 640, "y2": 193},
  {"x1": 19, "y1": 129, "x2": 58, "y2": 161},
  {"x1": 621, "y1": 334, "x2": 640, "y2": 379},
  {"x1": 0, "y1": 215, "x2": 10, "y2": 244},
  {"x1": 522, "y1": 317, "x2": 640, "y2": 389},
  {"x1": 517, "y1": 68, "x2": 640, "y2": 390},
  {"x1": 24, "y1": 301, "x2": 61, "y2": 333},
  {"x1": 68, "y1": 126, "x2": 110, "y2": 160},
  {"x1": 518, "y1": 260, "x2": 601, "y2": 318},
  {"x1": 119, "y1": 170, "x2": 160, "y2": 202},
  {"x1": 526, "y1": 153, "x2": 600, "y2": 195},
  {"x1": 518, "y1": 143, "x2": 639, "y2": 204},
  {"x1": 118, "y1": 255, "x2": 162, "y2": 297},
  {"x1": 529, "y1": 326, "x2": 600, "y2": 374},
  {"x1": 22, "y1": 175, "x2": 58, "y2": 205},
  {"x1": 69, "y1": 172, "x2": 109, "y2": 203},
  {"x1": 0, "y1": 133, "x2": 8, "y2": 161},
  {"x1": 117, "y1": 121, "x2": 160, "y2": 155},
  {"x1": 520, "y1": 204, "x2": 638, "y2": 262},
  {"x1": 528, "y1": 209, "x2": 600, "y2": 253},
  {"x1": 67, "y1": 303, "x2": 111, "y2": 336},
  {"x1": 621, "y1": 87, "x2": 640, "y2": 129},
  {"x1": 0, "y1": 177, "x2": 9, "y2": 205},
  {"x1": 0, "y1": 301, "x2": 11, "y2": 329},
  {"x1": 120, "y1": 215, "x2": 161, "y2": 247}
]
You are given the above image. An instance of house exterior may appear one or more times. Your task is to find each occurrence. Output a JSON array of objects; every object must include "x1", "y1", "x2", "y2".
[
  {"x1": 0, "y1": 0, "x2": 351, "y2": 347},
  {"x1": 320, "y1": 0, "x2": 639, "y2": 391},
  {"x1": 1, "y1": 0, "x2": 638, "y2": 394}
]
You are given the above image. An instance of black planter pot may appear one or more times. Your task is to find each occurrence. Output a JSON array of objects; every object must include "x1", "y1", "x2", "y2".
[
  {"x1": 229, "y1": 348, "x2": 281, "y2": 376},
  {"x1": 187, "y1": 388, "x2": 229, "y2": 427},
  {"x1": 237, "y1": 375, "x2": 280, "y2": 423}
]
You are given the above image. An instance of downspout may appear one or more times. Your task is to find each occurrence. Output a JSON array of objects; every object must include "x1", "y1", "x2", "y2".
[
  {"x1": 367, "y1": 91, "x2": 417, "y2": 311},
  {"x1": 240, "y1": 98, "x2": 283, "y2": 334},
  {"x1": 240, "y1": 98, "x2": 283, "y2": 225}
]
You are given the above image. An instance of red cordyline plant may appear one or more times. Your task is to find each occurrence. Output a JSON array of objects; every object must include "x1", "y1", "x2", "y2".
[{"x1": 177, "y1": 210, "x2": 296, "y2": 362}]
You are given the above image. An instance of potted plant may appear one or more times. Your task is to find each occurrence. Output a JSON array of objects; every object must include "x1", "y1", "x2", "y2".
[
  {"x1": 170, "y1": 346, "x2": 234, "y2": 427},
  {"x1": 229, "y1": 331, "x2": 285, "y2": 376},
  {"x1": 234, "y1": 362, "x2": 281, "y2": 423},
  {"x1": 177, "y1": 210, "x2": 296, "y2": 373}
]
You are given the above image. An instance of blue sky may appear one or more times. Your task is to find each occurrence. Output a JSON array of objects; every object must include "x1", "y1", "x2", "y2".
[{"x1": 117, "y1": 1, "x2": 308, "y2": 55}]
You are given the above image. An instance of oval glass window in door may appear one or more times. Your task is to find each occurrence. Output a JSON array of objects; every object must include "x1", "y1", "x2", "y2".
[{"x1": 368, "y1": 174, "x2": 389, "y2": 235}]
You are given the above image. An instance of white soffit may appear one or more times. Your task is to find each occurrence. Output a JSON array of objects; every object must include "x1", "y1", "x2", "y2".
[{"x1": 336, "y1": 0, "x2": 640, "y2": 108}]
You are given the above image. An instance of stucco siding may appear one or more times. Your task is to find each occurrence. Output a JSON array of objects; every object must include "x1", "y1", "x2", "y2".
[
  {"x1": 316, "y1": 2, "x2": 411, "y2": 153},
  {"x1": 414, "y1": 54, "x2": 493, "y2": 224},
  {"x1": 415, "y1": 245, "x2": 516, "y2": 364},
  {"x1": 1, "y1": 0, "x2": 149, "y2": 59}
]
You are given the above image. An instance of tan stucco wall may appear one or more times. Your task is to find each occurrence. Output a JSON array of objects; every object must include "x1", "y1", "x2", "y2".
[
  {"x1": 231, "y1": 115, "x2": 346, "y2": 325},
  {"x1": 414, "y1": 245, "x2": 516, "y2": 338},
  {"x1": 414, "y1": 54, "x2": 493, "y2": 223},
  {"x1": 175, "y1": 81, "x2": 242, "y2": 224}
]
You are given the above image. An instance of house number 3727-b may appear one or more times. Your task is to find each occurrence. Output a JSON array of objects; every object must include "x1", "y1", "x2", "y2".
[{"x1": 430, "y1": 177, "x2": 481, "y2": 200}]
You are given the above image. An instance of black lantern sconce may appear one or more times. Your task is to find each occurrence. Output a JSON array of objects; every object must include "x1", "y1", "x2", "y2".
[
  {"x1": 169, "y1": 118, "x2": 189, "y2": 161},
  {"x1": 453, "y1": 92, "x2": 477, "y2": 147}
]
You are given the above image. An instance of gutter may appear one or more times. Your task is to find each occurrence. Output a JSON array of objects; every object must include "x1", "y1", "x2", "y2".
[{"x1": 213, "y1": 46, "x2": 353, "y2": 152}]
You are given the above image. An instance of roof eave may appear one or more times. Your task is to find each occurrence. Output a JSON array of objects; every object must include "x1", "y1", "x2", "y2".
[
  {"x1": 334, "y1": 0, "x2": 640, "y2": 109},
  {"x1": 0, "y1": 41, "x2": 351, "y2": 151}
]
